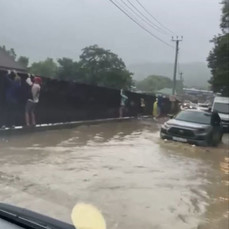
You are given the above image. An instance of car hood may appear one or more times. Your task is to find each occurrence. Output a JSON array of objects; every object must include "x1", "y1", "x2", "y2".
[
  {"x1": 167, "y1": 119, "x2": 209, "y2": 129},
  {"x1": 218, "y1": 113, "x2": 229, "y2": 121}
]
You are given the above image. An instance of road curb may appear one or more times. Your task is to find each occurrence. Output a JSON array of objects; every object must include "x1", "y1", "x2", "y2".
[{"x1": 0, "y1": 117, "x2": 137, "y2": 136}]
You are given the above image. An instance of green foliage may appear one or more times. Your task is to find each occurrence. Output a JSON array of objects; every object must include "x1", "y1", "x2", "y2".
[
  {"x1": 220, "y1": 0, "x2": 229, "y2": 33},
  {"x1": 136, "y1": 75, "x2": 173, "y2": 93},
  {"x1": 136, "y1": 75, "x2": 184, "y2": 94},
  {"x1": 79, "y1": 45, "x2": 133, "y2": 89},
  {"x1": 1, "y1": 44, "x2": 132, "y2": 89},
  {"x1": 17, "y1": 56, "x2": 29, "y2": 68},
  {"x1": 0, "y1": 45, "x2": 16, "y2": 60},
  {"x1": 57, "y1": 58, "x2": 83, "y2": 81},
  {"x1": 0, "y1": 45, "x2": 29, "y2": 69},
  {"x1": 207, "y1": 1, "x2": 229, "y2": 96},
  {"x1": 30, "y1": 58, "x2": 58, "y2": 78}
]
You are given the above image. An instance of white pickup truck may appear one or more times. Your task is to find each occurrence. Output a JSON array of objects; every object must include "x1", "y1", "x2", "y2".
[{"x1": 212, "y1": 96, "x2": 229, "y2": 130}]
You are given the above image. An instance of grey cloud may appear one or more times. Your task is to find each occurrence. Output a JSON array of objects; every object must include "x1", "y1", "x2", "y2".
[{"x1": 0, "y1": 0, "x2": 221, "y2": 65}]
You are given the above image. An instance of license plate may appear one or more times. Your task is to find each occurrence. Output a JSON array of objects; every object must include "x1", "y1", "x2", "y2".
[{"x1": 172, "y1": 137, "x2": 187, "y2": 142}]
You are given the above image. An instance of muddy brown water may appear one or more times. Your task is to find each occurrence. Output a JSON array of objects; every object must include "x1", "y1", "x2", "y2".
[{"x1": 0, "y1": 119, "x2": 228, "y2": 229}]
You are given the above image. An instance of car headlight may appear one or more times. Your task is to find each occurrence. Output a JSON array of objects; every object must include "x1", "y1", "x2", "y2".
[{"x1": 162, "y1": 123, "x2": 169, "y2": 129}]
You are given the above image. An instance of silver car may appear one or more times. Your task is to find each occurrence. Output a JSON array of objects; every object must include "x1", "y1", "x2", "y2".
[{"x1": 160, "y1": 110, "x2": 223, "y2": 146}]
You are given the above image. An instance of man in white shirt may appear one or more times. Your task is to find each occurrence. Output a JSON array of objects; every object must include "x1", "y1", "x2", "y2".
[
  {"x1": 25, "y1": 75, "x2": 42, "y2": 126},
  {"x1": 119, "y1": 89, "x2": 128, "y2": 118}
]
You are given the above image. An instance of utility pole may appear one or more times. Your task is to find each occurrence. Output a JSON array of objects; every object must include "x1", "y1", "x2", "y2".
[{"x1": 172, "y1": 36, "x2": 183, "y2": 95}]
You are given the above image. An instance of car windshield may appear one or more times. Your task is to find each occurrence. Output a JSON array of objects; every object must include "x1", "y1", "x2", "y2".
[
  {"x1": 1, "y1": 1, "x2": 229, "y2": 229},
  {"x1": 175, "y1": 110, "x2": 211, "y2": 124},
  {"x1": 214, "y1": 103, "x2": 229, "y2": 114}
]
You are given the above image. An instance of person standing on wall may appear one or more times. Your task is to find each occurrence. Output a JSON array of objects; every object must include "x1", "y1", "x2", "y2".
[
  {"x1": 4, "y1": 70, "x2": 21, "y2": 128},
  {"x1": 119, "y1": 89, "x2": 128, "y2": 118},
  {"x1": 25, "y1": 74, "x2": 42, "y2": 126},
  {"x1": 153, "y1": 98, "x2": 159, "y2": 120},
  {"x1": 140, "y1": 98, "x2": 146, "y2": 116},
  {"x1": 157, "y1": 96, "x2": 162, "y2": 118}
]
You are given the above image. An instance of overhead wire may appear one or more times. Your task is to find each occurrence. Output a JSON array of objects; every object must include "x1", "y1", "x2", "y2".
[
  {"x1": 134, "y1": 0, "x2": 175, "y2": 35},
  {"x1": 122, "y1": 0, "x2": 168, "y2": 35},
  {"x1": 108, "y1": 0, "x2": 174, "y2": 48}
]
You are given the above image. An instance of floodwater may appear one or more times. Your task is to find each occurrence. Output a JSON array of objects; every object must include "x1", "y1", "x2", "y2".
[{"x1": 0, "y1": 119, "x2": 228, "y2": 229}]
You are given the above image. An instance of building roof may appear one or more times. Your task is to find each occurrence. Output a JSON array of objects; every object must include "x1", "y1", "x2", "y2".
[{"x1": 0, "y1": 49, "x2": 26, "y2": 72}]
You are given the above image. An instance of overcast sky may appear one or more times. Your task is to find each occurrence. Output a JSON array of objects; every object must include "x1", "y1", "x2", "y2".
[{"x1": 0, "y1": 0, "x2": 222, "y2": 65}]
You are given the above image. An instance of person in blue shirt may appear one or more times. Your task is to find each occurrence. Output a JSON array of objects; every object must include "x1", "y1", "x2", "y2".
[{"x1": 4, "y1": 70, "x2": 21, "y2": 127}]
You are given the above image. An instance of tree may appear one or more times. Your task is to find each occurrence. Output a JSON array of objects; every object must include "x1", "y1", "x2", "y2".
[
  {"x1": 30, "y1": 58, "x2": 58, "y2": 78},
  {"x1": 0, "y1": 45, "x2": 17, "y2": 60},
  {"x1": 79, "y1": 45, "x2": 133, "y2": 89},
  {"x1": 136, "y1": 75, "x2": 173, "y2": 93},
  {"x1": 207, "y1": 1, "x2": 229, "y2": 96},
  {"x1": 220, "y1": 0, "x2": 229, "y2": 33},
  {"x1": 57, "y1": 58, "x2": 83, "y2": 81},
  {"x1": 17, "y1": 56, "x2": 29, "y2": 68},
  {"x1": 0, "y1": 45, "x2": 29, "y2": 69}
]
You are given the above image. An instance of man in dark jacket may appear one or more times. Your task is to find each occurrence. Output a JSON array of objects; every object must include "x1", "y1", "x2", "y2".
[
  {"x1": 4, "y1": 70, "x2": 21, "y2": 127},
  {"x1": 211, "y1": 110, "x2": 221, "y2": 126}
]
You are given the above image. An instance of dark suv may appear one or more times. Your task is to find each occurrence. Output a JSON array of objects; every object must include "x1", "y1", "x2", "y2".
[{"x1": 160, "y1": 110, "x2": 223, "y2": 146}]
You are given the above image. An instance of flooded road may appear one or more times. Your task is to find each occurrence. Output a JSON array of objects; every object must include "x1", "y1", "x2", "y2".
[{"x1": 0, "y1": 120, "x2": 228, "y2": 229}]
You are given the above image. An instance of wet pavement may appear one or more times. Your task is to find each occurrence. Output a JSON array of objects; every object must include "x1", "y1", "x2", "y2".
[{"x1": 0, "y1": 119, "x2": 228, "y2": 229}]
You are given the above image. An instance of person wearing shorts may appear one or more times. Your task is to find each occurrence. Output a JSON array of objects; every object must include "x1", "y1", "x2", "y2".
[{"x1": 25, "y1": 75, "x2": 42, "y2": 126}]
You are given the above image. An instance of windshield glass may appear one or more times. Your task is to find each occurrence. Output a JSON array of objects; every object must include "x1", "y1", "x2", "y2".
[
  {"x1": 214, "y1": 103, "x2": 229, "y2": 114},
  {"x1": 1, "y1": 1, "x2": 229, "y2": 229},
  {"x1": 175, "y1": 110, "x2": 211, "y2": 124}
]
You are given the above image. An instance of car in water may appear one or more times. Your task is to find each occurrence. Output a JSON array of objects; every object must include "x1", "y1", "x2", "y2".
[
  {"x1": 212, "y1": 96, "x2": 229, "y2": 130},
  {"x1": 180, "y1": 101, "x2": 197, "y2": 111},
  {"x1": 160, "y1": 110, "x2": 223, "y2": 146}
]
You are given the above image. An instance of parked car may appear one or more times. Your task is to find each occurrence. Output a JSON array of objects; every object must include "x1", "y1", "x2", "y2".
[
  {"x1": 212, "y1": 96, "x2": 229, "y2": 130},
  {"x1": 197, "y1": 103, "x2": 211, "y2": 111},
  {"x1": 161, "y1": 110, "x2": 223, "y2": 146},
  {"x1": 180, "y1": 100, "x2": 198, "y2": 111}
]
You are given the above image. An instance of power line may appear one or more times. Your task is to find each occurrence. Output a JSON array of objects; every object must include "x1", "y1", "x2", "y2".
[
  {"x1": 119, "y1": 0, "x2": 166, "y2": 35},
  {"x1": 108, "y1": 0, "x2": 174, "y2": 48},
  {"x1": 134, "y1": 0, "x2": 175, "y2": 35},
  {"x1": 124, "y1": 0, "x2": 168, "y2": 35}
]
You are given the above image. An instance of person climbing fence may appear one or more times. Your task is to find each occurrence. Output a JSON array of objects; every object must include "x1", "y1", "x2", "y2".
[
  {"x1": 119, "y1": 89, "x2": 128, "y2": 118},
  {"x1": 25, "y1": 74, "x2": 42, "y2": 126}
]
